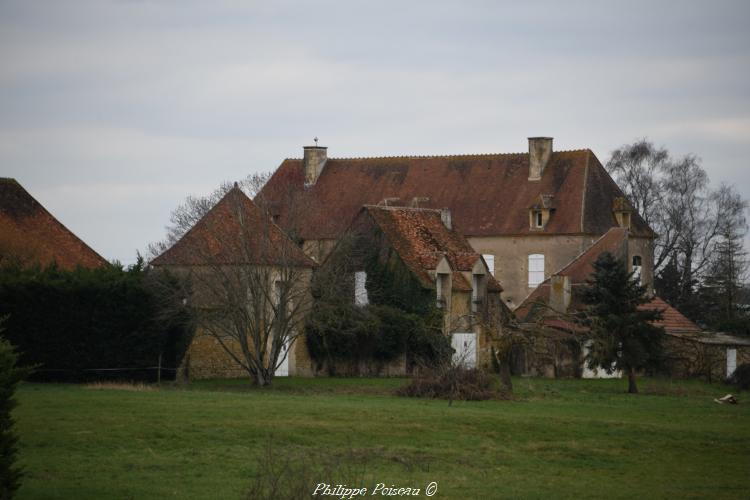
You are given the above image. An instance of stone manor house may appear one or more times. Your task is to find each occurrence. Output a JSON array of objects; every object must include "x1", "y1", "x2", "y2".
[
  {"x1": 152, "y1": 136, "x2": 747, "y2": 379},
  {"x1": 260, "y1": 137, "x2": 655, "y2": 310}
]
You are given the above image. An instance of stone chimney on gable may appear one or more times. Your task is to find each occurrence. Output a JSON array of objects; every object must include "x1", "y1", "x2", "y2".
[
  {"x1": 528, "y1": 137, "x2": 553, "y2": 181},
  {"x1": 303, "y1": 143, "x2": 328, "y2": 186},
  {"x1": 440, "y1": 208, "x2": 452, "y2": 230},
  {"x1": 549, "y1": 274, "x2": 571, "y2": 313}
]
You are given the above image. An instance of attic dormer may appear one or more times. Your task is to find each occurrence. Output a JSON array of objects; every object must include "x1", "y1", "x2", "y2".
[
  {"x1": 434, "y1": 255, "x2": 452, "y2": 310},
  {"x1": 529, "y1": 194, "x2": 555, "y2": 229},
  {"x1": 612, "y1": 197, "x2": 633, "y2": 229}
]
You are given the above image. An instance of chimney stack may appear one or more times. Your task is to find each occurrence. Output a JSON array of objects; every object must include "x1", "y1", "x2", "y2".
[
  {"x1": 549, "y1": 274, "x2": 571, "y2": 313},
  {"x1": 303, "y1": 143, "x2": 328, "y2": 186},
  {"x1": 528, "y1": 137, "x2": 553, "y2": 181},
  {"x1": 440, "y1": 208, "x2": 452, "y2": 230}
]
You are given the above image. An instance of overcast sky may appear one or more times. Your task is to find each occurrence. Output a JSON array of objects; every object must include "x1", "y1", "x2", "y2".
[{"x1": 1, "y1": 0, "x2": 749, "y2": 264}]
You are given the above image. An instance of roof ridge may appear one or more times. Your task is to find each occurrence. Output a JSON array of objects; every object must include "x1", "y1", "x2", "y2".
[
  {"x1": 282, "y1": 149, "x2": 590, "y2": 162},
  {"x1": 553, "y1": 226, "x2": 627, "y2": 277},
  {"x1": 364, "y1": 204, "x2": 442, "y2": 213}
]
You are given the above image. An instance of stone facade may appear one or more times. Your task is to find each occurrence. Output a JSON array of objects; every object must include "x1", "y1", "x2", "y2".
[{"x1": 465, "y1": 234, "x2": 654, "y2": 310}]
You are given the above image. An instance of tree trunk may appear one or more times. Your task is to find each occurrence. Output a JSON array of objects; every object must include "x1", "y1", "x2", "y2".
[
  {"x1": 498, "y1": 349, "x2": 513, "y2": 395},
  {"x1": 627, "y1": 367, "x2": 638, "y2": 394}
]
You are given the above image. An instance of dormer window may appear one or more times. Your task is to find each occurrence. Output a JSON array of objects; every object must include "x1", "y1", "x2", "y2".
[
  {"x1": 471, "y1": 274, "x2": 486, "y2": 312},
  {"x1": 436, "y1": 272, "x2": 450, "y2": 309},
  {"x1": 613, "y1": 197, "x2": 633, "y2": 229},
  {"x1": 529, "y1": 195, "x2": 554, "y2": 229}
]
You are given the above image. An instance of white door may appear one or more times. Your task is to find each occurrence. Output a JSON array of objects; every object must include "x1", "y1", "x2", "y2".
[
  {"x1": 581, "y1": 340, "x2": 621, "y2": 379},
  {"x1": 727, "y1": 348, "x2": 737, "y2": 378},
  {"x1": 275, "y1": 340, "x2": 289, "y2": 377},
  {"x1": 451, "y1": 333, "x2": 476, "y2": 368}
]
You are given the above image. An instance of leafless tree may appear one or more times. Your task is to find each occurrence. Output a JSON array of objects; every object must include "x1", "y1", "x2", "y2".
[
  {"x1": 146, "y1": 172, "x2": 272, "y2": 261},
  {"x1": 607, "y1": 140, "x2": 748, "y2": 308}
]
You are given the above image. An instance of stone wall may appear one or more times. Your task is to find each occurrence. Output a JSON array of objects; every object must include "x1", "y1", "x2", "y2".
[
  {"x1": 510, "y1": 329, "x2": 581, "y2": 378},
  {"x1": 662, "y1": 335, "x2": 750, "y2": 381}
]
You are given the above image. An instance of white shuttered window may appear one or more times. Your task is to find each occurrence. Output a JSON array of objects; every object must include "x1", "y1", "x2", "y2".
[{"x1": 528, "y1": 254, "x2": 545, "y2": 288}]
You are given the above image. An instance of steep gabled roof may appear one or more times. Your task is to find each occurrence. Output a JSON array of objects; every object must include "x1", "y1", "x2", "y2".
[
  {"x1": 0, "y1": 178, "x2": 107, "y2": 269},
  {"x1": 515, "y1": 227, "x2": 629, "y2": 321},
  {"x1": 359, "y1": 206, "x2": 502, "y2": 292},
  {"x1": 151, "y1": 187, "x2": 315, "y2": 268},
  {"x1": 259, "y1": 148, "x2": 654, "y2": 242}
]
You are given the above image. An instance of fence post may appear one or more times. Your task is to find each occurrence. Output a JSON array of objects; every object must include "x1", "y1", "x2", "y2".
[{"x1": 157, "y1": 353, "x2": 162, "y2": 386}]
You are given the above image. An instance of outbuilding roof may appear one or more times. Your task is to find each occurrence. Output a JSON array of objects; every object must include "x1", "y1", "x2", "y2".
[
  {"x1": 151, "y1": 186, "x2": 315, "y2": 268},
  {"x1": 358, "y1": 205, "x2": 502, "y2": 292},
  {"x1": 0, "y1": 178, "x2": 107, "y2": 269}
]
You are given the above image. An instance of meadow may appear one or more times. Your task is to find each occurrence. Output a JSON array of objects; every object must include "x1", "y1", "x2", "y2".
[{"x1": 14, "y1": 377, "x2": 750, "y2": 499}]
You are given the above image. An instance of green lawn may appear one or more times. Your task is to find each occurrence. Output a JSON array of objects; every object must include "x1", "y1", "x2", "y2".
[{"x1": 14, "y1": 377, "x2": 750, "y2": 499}]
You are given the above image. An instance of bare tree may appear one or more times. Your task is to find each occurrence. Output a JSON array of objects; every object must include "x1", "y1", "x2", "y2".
[
  {"x1": 147, "y1": 172, "x2": 272, "y2": 261},
  {"x1": 607, "y1": 140, "x2": 748, "y2": 314},
  {"x1": 151, "y1": 179, "x2": 314, "y2": 387}
]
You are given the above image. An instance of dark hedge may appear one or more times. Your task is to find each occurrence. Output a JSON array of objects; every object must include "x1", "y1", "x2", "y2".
[{"x1": 0, "y1": 261, "x2": 192, "y2": 382}]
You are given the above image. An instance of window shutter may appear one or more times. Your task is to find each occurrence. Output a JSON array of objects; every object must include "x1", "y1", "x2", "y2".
[{"x1": 528, "y1": 254, "x2": 545, "y2": 287}]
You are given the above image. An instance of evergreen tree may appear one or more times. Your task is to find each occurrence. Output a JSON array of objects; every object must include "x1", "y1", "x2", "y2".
[
  {"x1": 579, "y1": 252, "x2": 664, "y2": 394},
  {"x1": 0, "y1": 319, "x2": 30, "y2": 498}
]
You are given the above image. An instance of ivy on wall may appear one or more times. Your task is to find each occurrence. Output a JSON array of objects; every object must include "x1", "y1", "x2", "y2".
[{"x1": 305, "y1": 227, "x2": 451, "y2": 374}]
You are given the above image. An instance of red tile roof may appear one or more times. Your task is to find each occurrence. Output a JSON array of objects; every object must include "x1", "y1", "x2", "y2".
[
  {"x1": 259, "y1": 149, "x2": 654, "y2": 242},
  {"x1": 638, "y1": 296, "x2": 701, "y2": 334},
  {"x1": 358, "y1": 206, "x2": 502, "y2": 292},
  {"x1": 0, "y1": 178, "x2": 107, "y2": 269},
  {"x1": 151, "y1": 187, "x2": 315, "y2": 268}
]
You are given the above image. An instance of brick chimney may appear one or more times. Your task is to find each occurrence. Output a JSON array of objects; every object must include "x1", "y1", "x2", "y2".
[
  {"x1": 303, "y1": 144, "x2": 327, "y2": 186},
  {"x1": 528, "y1": 137, "x2": 553, "y2": 181}
]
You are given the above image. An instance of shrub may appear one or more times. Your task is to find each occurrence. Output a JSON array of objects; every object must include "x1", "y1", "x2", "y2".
[
  {"x1": 0, "y1": 334, "x2": 30, "y2": 498},
  {"x1": 395, "y1": 366, "x2": 502, "y2": 402},
  {"x1": 728, "y1": 363, "x2": 750, "y2": 390},
  {"x1": 245, "y1": 438, "x2": 372, "y2": 500},
  {"x1": 305, "y1": 303, "x2": 450, "y2": 374}
]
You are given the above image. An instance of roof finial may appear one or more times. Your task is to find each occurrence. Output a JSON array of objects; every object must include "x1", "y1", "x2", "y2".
[{"x1": 314, "y1": 136, "x2": 319, "y2": 147}]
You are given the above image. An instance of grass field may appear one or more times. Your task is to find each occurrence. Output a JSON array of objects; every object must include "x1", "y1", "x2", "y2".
[{"x1": 14, "y1": 377, "x2": 750, "y2": 499}]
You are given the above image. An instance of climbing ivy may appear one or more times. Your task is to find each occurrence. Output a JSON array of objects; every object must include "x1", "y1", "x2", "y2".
[{"x1": 305, "y1": 229, "x2": 450, "y2": 374}]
